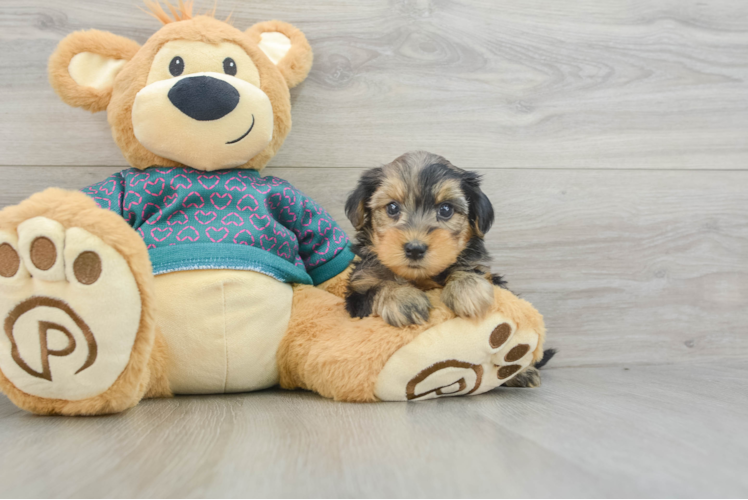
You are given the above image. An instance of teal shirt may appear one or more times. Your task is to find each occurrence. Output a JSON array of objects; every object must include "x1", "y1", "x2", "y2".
[{"x1": 83, "y1": 167, "x2": 354, "y2": 285}]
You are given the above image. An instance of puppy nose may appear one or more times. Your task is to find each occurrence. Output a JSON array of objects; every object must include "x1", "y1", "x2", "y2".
[
  {"x1": 167, "y1": 75, "x2": 240, "y2": 121},
  {"x1": 404, "y1": 242, "x2": 427, "y2": 261}
]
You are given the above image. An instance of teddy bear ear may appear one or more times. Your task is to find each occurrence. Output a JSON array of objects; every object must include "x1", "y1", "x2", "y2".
[
  {"x1": 48, "y1": 30, "x2": 140, "y2": 113},
  {"x1": 247, "y1": 20, "x2": 313, "y2": 89}
]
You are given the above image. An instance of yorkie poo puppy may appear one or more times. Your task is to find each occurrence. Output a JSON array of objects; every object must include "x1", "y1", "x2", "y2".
[{"x1": 344, "y1": 150, "x2": 506, "y2": 328}]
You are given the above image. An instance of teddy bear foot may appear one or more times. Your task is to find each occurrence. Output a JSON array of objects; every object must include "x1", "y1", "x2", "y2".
[
  {"x1": 374, "y1": 313, "x2": 538, "y2": 401},
  {"x1": 0, "y1": 208, "x2": 154, "y2": 415}
]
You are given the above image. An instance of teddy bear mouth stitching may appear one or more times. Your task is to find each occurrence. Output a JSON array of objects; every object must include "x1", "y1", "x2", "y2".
[{"x1": 226, "y1": 114, "x2": 255, "y2": 145}]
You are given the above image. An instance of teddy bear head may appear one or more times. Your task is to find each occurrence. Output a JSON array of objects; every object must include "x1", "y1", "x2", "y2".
[{"x1": 48, "y1": 1, "x2": 313, "y2": 172}]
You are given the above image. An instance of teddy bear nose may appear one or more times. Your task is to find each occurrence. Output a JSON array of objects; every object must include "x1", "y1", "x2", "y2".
[{"x1": 167, "y1": 75, "x2": 240, "y2": 121}]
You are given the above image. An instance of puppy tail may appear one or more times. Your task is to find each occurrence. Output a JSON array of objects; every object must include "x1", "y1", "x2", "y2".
[{"x1": 534, "y1": 348, "x2": 557, "y2": 370}]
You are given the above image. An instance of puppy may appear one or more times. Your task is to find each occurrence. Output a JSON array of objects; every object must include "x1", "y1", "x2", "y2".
[{"x1": 344, "y1": 151, "x2": 505, "y2": 328}]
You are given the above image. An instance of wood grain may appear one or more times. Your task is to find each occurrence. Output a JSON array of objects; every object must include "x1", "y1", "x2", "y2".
[
  {"x1": 0, "y1": 166, "x2": 746, "y2": 368},
  {"x1": 2, "y1": 0, "x2": 748, "y2": 168},
  {"x1": 1, "y1": 361, "x2": 746, "y2": 497}
]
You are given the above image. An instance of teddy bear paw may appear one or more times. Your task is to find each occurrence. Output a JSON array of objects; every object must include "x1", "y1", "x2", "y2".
[
  {"x1": 0, "y1": 217, "x2": 144, "y2": 404},
  {"x1": 374, "y1": 313, "x2": 539, "y2": 401}
]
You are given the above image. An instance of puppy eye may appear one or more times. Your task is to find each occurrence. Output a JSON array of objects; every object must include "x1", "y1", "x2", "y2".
[
  {"x1": 386, "y1": 202, "x2": 401, "y2": 218},
  {"x1": 169, "y1": 56, "x2": 184, "y2": 77},
  {"x1": 223, "y1": 57, "x2": 237, "y2": 76},
  {"x1": 438, "y1": 203, "x2": 454, "y2": 220}
]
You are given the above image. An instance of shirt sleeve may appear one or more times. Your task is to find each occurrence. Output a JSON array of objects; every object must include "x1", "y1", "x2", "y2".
[
  {"x1": 274, "y1": 183, "x2": 355, "y2": 285},
  {"x1": 81, "y1": 171, "x2": 127, "y2": 220}
]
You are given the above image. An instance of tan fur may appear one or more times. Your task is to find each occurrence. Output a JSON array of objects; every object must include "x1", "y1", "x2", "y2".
[
  {"x1": 143, "y1": 327, "x2": 172, "y2": 398},
  {"x1": 0, "y1": 189, "x2": 163, "y2": 415},
  {"x1": 279, "y1": 283, "x2": 545, "y2": 402},
  {"x1": 246, "y1": 20, "x2": 314, "y2": 88},
  {"x1": 48, "y1": 30, "x2": 141, "y2": 113},
  {"x1": 317, "y1": 263, "x2": 354, "y2": 299},
  {"x1": 142, "y1": 0, "x2": 194, "y2": 24}
]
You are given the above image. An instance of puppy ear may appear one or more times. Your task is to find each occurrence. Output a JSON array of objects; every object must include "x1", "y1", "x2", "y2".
[
  {"x1": 247, "y1": 20, "x2": 313, "y2": 89},
  {"x1": 345, "y1": 167, "x2": 383, "y2": 230},
  {"x1": 48, "y1": 30, "x2": 140, "y2": 113},
  {"x1": 461, "y1": 172, "x2": 494, "y2": 237}
]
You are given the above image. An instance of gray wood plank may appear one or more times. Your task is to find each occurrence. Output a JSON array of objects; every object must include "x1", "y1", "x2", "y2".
[
  {"x1": 1, "y1": 361, "x2": 746, "y2": 498},
  {"x1": 2, "y1": 1, "x2": 748, "y2": 168},
  {"x1": 0, "y1": 166, "x2": 746, "y2": 368}
]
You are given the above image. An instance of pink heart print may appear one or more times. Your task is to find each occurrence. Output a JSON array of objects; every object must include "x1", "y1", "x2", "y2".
[
  {"x1": 301, "y1": 208, "x2": 313, "y2": 227},
  {"x1": 233, "y1": 229, "x2": 255, "y2": 246},
  {"x1": 124, "y1": 191, "x2": 143, "y2": 210},
  {"x1": 183, "y1": 191, "x2": 205, "y2": 209},
  {"x1": 313, "y1": 237, "x2": 331, "y2": 255},
  {"x1": 279, "y1": 206, "x2": 297, "y2": 224},
  {"x1": 260, "y1": 234, "x2": 277, "y2": 250},
  {"x1": 332, "y1": 227, "x2": 346, "y2": 244},
  {"x1": 195, "y1": 210, "x2": 217, "y2": 225},
  {"x1": 93, "y1": 197, "x2": 111, "y2": 210},
  {"x1": 282, "y1": 187, "x2": 297, "y2": 206},
  {"x1": 170, "y1": 174, "x2": 193, "y2": 190},
  {"x1": 277, "y1": 241, "x2": 292, "y2": 259},
  {"x1": 129, "y1": 172, "x2": 150, "y2": 187},
  {"x1": 221, "y1": 213, "x2": 243, "y2": 226},
  {"x1": 100, "y1": 179, "x2": 118, "y2": 195},
  {"x1": 224, "y1": 177, "x2": 247, "y2": 192},
  {"x1": 251, "y1": 180, "x2": 271, "y2": 194},
  {"x1": 167, "y1": 210, "x2": 188, "y2": 226},
  {"x1": 176, "y1": 226, "x2": 200, "y2": 242},
  {"x1": 197, "y1": 175, "x2": 220, "y2": 190},
  {"x1": 237, "y1": 194, "x2": 259, "y2": 212},
  {"x1": 318, "y1": 218, "x2": 332, "y2": 236},
  {"x1": 151, "y1": 227, "x2": 173, "y2": 242},
  {"x1": 144, "y1": 178, "x2": 165, "y2": 197},
  {"x1": 206, "y1": 227, "x2": 229, "y2": 243},
  {"x1": 142, "y1": 203, "x2": 163, "y2": 225},
  {"x1": 249, "y1": 214, "x2": 271, "y2": 231},
  {"x1": 210, "y1": 192, "x2": 233, "y2": 210},
  {"x1": 163, "y1": 193, "x2": 179, "y2": 207},
  {"x1": 266, "y1": 193, "x2": 282, "y2": 210}
]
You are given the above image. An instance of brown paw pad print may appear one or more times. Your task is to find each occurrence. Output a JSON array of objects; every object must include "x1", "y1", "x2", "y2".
[
  {"x1": 406, "y1": 360, "x2": 484, "y2": 400},
  {"x1": 489, "y1": 323, "x2": 513, "y2": 349}
]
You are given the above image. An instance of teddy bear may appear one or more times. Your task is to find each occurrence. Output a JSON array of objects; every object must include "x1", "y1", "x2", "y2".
[{"x1": 0, "y1": 2, "x2": 546, "y2": 415}]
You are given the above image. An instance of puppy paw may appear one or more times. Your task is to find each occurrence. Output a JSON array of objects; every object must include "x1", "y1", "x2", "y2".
[
  {"x1": 442, "y1": 272, "x2": 494, "y2": 318},
  {"x1": 504, "y1": 366, "x2": 541, "y2": 388},
  {"x1": 374, "y1": 284, "x2": 431, "y2": 327}
]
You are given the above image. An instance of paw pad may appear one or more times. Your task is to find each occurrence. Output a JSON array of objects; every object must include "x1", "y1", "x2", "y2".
[
  {"x1": 73, "y1": 251, "x2": 102, "y2": 285},
  {"x1": 489, "y1": 323, "x2": 512, "y2": 349},
  {"x1": 504, "y1": 344, "x2": 530, "y2": 362},
  {"x1": 30, "y1": 236, "x2": 56, "y2": 270},
  {"x1": 497, "y1": 364, "x2": 522, "y2": 379},
  {"x1": 0, "y1": 243, "x2": 19, "y2": 278}
]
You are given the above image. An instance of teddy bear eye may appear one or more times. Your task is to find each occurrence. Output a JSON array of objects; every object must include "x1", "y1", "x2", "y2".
[
  {"x1": 223, "y1": 57, "x2": 237, "y2": 76},
  {"x1": 169, "y1": 56, "x2": 184, "y2": 77}
]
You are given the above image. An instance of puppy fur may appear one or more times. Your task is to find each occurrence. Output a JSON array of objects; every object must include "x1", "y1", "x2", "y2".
[{"x1": 344, "y1": 151, "x2": 505, "y2": 328}]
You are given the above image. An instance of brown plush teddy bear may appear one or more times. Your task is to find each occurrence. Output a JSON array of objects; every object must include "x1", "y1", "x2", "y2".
[{"x1": 0, "y1": 2, "x2": 546, "y2": 415}]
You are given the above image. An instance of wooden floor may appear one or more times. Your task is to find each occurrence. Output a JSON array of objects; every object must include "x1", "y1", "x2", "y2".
[
  {"x1": 1, "y1": 0, "x2": 747, "y2": 498},
  {"x1": 1, "y1": 362, "x2": 747, "y2": 498}
]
